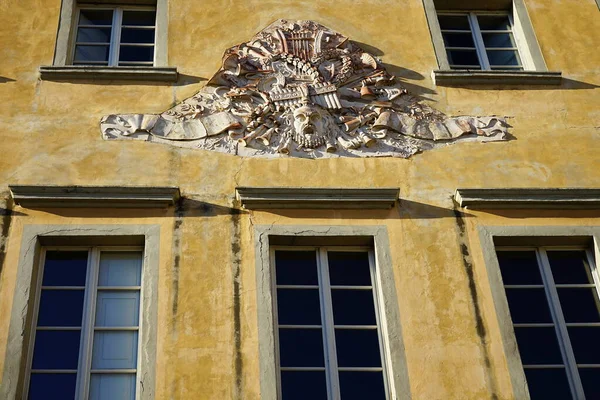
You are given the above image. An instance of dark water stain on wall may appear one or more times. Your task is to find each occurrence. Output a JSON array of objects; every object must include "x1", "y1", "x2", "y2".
[
  {"x1": 230, "y1": 209, "x2": 243, "y2": 400},
  {"x1": 0, "y1": 196, "x2": 14, "y2": 281},
  {"x1": 170, "y1": 204, "x2": 184, "y2": 337}
]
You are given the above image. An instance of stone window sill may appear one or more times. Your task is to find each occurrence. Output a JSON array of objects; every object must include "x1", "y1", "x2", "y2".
[
  {"x1": 433, "y1": 70, "x2": 562, "y2": 86},
  {"x1": 39, "y1": 65, "x2": 178, "y2": 82}
]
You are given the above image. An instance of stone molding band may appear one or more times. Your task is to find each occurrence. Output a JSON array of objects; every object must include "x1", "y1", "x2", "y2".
[
  {"x1": 455, "y1": 188, "x2": 600, "y2": 209},
  {"x1": 39, "y1": 66, "x2": 178, "y2": 82}
]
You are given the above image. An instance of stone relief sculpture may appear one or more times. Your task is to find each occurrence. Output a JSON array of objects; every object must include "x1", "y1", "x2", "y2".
[{"x1": 101, "y1": 20, "x2": 510, "y2": 158}]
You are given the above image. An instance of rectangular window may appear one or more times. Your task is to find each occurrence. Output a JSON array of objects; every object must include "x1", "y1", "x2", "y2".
[
  {"x1": 25, "y1": 247, "x2": 143, "y2": 400},
  {"x1": 496, "y1": 247, "x2": 600, "y2": 399},
  {"x1": 73, "y1": 6, "x2": 156, "y2": 66},
  {"x1": 437, "y1": 12, "x2": 523, "y2": 71},
  {"x1": 273, "y1": 247, "x2": 389, "y2": 399}
]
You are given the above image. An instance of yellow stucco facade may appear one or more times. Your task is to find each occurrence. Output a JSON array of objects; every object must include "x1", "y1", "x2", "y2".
[{"x1": 1, "y1": 0, "x2": 599, "y2": 399}]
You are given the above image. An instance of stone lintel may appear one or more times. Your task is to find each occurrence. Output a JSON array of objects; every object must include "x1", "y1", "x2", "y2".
[
  {"x1": 39, "y1": 66, "x2": 178, "y2": 82},
  {"x1": 10, "y1": 185, "x2": 180, "y2": 208},
  {"x1": 433, "y1": 70, "x2": 562, "y2": 86},
  {"x1": 455, "y1": 188, "x2": 600, "y2": 209},
  {"x1": 237, "y1": 187, "x2": 400, "y2": 209}
]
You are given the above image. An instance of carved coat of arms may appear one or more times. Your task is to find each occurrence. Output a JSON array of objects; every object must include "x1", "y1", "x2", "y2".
[{"x1": 101, "y1": 20, "x2": 509, "y2": 158}]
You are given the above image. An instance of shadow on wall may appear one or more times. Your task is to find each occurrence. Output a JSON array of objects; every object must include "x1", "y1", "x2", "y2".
[{"x1": 0, "y1": 76, "x2": 16, "y2": 83}]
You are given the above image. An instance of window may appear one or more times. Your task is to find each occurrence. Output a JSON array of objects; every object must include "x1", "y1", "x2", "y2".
[
  {"x1": 25, "y1": 247, "x2": 144, "y2": 400},
  {"x1": 496, "y1": 247, "x2": 600, "y2": 399},
  {"x1": 72, "y1": 7, "x2": 156, "y2": 66},
  {"x1": 272, "y1": 247, "x2": 389, "y2": 399}
]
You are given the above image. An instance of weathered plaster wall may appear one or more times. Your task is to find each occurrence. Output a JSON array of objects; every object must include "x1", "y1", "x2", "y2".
[{"x1": 0, "y1": 0, "x2": 599, "y2": 399}]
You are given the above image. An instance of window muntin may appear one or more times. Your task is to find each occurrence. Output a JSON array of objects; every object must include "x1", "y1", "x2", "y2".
[
  {"x1": 438, "y1": 12, "x2": 523, "y2": 71},
  {"x1": 25, "y1": 248, "x2": 143, "y2": 400},
  {"x1": 496, "y1": 247, "x2": 600, "y2": 399},
  {"x1": 273, "y1": 247, "x2": 389, "y2": 400},
  {"x1": 73, "y1": 7, "x2": 156, "y2": 66}
]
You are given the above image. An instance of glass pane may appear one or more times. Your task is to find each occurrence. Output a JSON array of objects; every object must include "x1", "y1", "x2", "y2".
[
  {"x1": 335, "y1": 329, "x2": 382, "y2": 367},
  {"x1": 442, "y1": 32, "x2": 476, "y2": 48},
  {"x1": 438, "y1": 15, "x2": 471, "y2": 30},
  {"x1": 79, "y1": 9, "x2": 114, "y2": 26},
  {"x1": 29, "y1": 373, "x2": 77, "y2": 400},
  {"x1": 98, "y1": 252, "x2": 142, "y2": 287},
  {"x1": 95, "y1": 291, "x2": 140, "y2": 327},
  {"x1": 328, "y1": 252, "x2": 371, "y2": 286},
  {"x1": 524, "y1": 368, "x2": 572, "y2": 400},
  {"x1": 120, "y1": 28, "x2": 155, "y2": 44},
  {"x1": 482, "y1": 33, "x2": 516, "y2": 48},
  {"x1": 548, "y1": 251, "x2": 593, "y2": 284},
  {"x1": 43, "y1": 251, "x2": 88, "y2": 286},
  {"x1": 275, "y1": 251, "x2": 318, "y2": 285},
  {"x1": 505, "y1": 288, "x2": 552, "y2": 323},
  {"x1": 92, "y1": 331, "x2": 138, "y2": 369},
  {"x1": 276, "y1": 289, "x2": 321, "y2": 325},
  {"x1": 557, "y1": 288, "x2": 600, "y2": 322},
  {"x1": 74, "y1": 45, "x2": 110, "y2": 63},
  {"x1": 331, "y1": 289, "x2": 377, "y2": 325},
  {"x1": 280, "y1": 371, "x2": 327, "y2": 400},
  {"x1": 579, "y1": 368, "x2": 600, "y2": 400},
  {"x1": 278, "y1": 328, "x2": 324, "y2": 367},
  {"x1": 477, "y1": 15, "x2": 511, "y2": 31},
  {"x1": 486, "y1": 50, "x2": 521, "y2": 66},
  {"x1": 90, "y1": 373, "x2": 136, "y2": 400},
  {"x1": 119, "y1": 45, "x2": 154, "y2": 62},
  {"x1": 339, "y1": 371, "x2": 386, "y2": 400},
  {"x1": 497, "y1": 251, "x2": 542, "y2": 285},
  {"x1": 122, "y1": 10, "x2": 156, "y2": 26},
  {"x1": 32, "y1": 330, "x2": 81, "y2": 369},
  {"x1": 447, "y1": 50, "x2": 480, "y2": 67},
  {"x1": 568, "y1": 327, "x2": 600, "y2": 364},
  {"x1": 76, "y1": 27, "x2": 112, "y2": 43},
  {"x1": 37, "y1": 290, "x2": 85, "y2": 326},
  {"x1": 514, "y1": 327, "x2": 563, "y2": 365}
]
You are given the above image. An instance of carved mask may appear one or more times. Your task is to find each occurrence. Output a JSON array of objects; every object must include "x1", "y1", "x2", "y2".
[{"x1": 291, "y1": 104, "x2": 327, "y2": 148}]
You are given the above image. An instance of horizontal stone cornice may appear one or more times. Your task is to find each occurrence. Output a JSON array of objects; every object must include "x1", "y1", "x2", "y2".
[
  {"x1": 39, "y1": 66, "x2": 178, "y2": 82},
  {"x1": 433, "y1": 70, "x2": 562, "y2": 86},
  {"x1": 455, "y1": 188, "x2": 600, "y2": 209}
]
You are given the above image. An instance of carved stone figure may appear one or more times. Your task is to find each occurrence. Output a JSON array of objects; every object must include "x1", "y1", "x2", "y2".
[{"x1": 101, "y1": 20, "x2": 511, "y2": 158}]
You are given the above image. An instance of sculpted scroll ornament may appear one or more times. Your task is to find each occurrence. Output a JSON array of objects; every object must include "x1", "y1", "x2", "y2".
[{"x1": 101, "y1": 20, "x2": 510, "y2": 158}]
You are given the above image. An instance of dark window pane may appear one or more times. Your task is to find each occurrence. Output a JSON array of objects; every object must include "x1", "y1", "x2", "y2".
[
  {"x1": 279, "y1": 328, "x2": 324, "y2": 367},
  {"x1": 557, "y1": 288, "x2": 600, "y2": 322},
  {"x1": 514, "y1": 327, "x2": 563, "y2": 365},
  {"x1": 332, "y1": 289, "x2": 376, "y2": 325},
  {"x1": 335, "y1": 329, "x2": 382, "y2": 367},
  {"x1": 487, "y1": 50, "x2": 521, "y2": 66},
  {"x1": 548, "y1": 251, "x2": 593, "y2": 284},
  {"x1": 79, "y1": 9, "x2": 113, "y2": 26},
  {"x1": 76, "y1": 27, "x2": 111, "y2": 43},
  {"x1": 281, "y1": 371, "x2": 327, "y2": 400},
  {"x1": 328, "y1": 252, "x2": 371, "y2": 286},
  {"x1": 43, "y1": 251, "x2": 88, "y2": 286},
  {"x1": 438, "y1": 15, "x2": 471, "y2": 30},
  {"x1": 29, "y1": 373, "x2": 77, "y2": 400},
  {"x1": 339, "y1": 371, "x2": 386, "y2": 400},
  {"x1": 37, "y1": 290, "x2": 85, "y2": 327},
  {"x1": 482, "y1": 33, "x2": 516, "y2": 48},
  {"x1": 447, "y1": 50, "x2": 480, "y2": 67},
  {"x1": 119, "y1": 45, "x2": 154, "y2": 62},
  {"x1": 122, "y1": 11, "x2": 156, "y2": 26},
  {"x1": 74, "y1": 45, "x2": 110, "y2": 63},
  {"x1": 120, "y1": 28, "x2": 155, "y2": 44},
  {"x1": 579, "y1": 368, "x2": 600, "y2": 399},
  {"x1": 568, "y1": 327, "x2": 600, "y2": 364},
  {"x1": 275, "y1": 251, "x2": 318, "y2": 285},
  {"x1": 442, "y1": 32, "x2": 475, "y2": 47},
  {"x1": 497, "y1": 251, "x2": 542, "y2": 285},
  {"x1": 477, "y1": 15, "x2": 511, "y2": 31},
  {"x1": 32, "y1": 330, "x2": 81, "y2": 369},
  {"x1": 505, "y1": 288, "x2": 552, "y2": 323},
  {"x1": 277, "y1": 289, "x2": 321, "y2": 325},
  {"x1": 524, "y1": 368, "x2": 572, "y2": 400}
]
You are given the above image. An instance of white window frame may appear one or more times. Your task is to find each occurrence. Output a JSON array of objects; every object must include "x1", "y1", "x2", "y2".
[
  {"x1": 71, "y1": 5, "x2": 157, "y2": 66},
  {"x1": 496, "y1": 245, "x2": 599, "y2": 399},
  {"x1": 271, "y1": 245, "x2": 392, "y2": 400},
  {"x1": 22, "y1": 246, "x2": 145, "y2": 400}
]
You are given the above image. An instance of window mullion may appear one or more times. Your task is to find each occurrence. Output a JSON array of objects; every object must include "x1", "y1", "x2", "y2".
[
  {"x1": 468, "y1": 13, "x2": 490, "y2": 70},
  {"x1": 537, "y1": 249, "x2": 586, "y2": 400},
  {"x1": 109, "y1": 8, "x2": 123, "y2": 66},
  {"x1": 318, "y1": 248, "x2": 340, "y2": 400}
]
